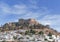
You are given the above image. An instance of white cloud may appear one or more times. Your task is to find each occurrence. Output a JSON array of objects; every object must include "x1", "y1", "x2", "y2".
[
  {"x1": 37, "y1": 14, "x2": 60, "y2": 31},
  {"x1": 0, "y1": 3, "x2": 28, "y2": 14},
  {"x1": 20, "y1": 12, "x2": 42, "y2": 19},
  {"x1": 0, "y1": 2, "x2": 49, "y2": 17},
  {"x1": 29, "y1": 0, "x2": 39, "y2": 5}
]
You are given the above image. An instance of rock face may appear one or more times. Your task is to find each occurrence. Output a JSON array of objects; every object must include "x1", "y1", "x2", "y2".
[
  {"x1": 18, "y1": 19, "x2": 39, "y2": 25},
  {"x1": 28, "y1": 19, "x2": 39, "y2": 25},
  {"x1": 0, "y1": 18, "x2": 60, "y2": 35}
]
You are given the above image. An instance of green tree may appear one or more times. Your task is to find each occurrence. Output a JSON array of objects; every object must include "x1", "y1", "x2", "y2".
[
  {"x1": 44, "y1": 38, "x2": 48, "y2": 41},
  {"x1": 25, "y1": 30, "x2": 30, "y2": 35},
  {"x1": 48, "y1": 32, "x2": 52, "y2": 36},
  {"x1": 2, "y1": 40, "x2": 6, "y2": 42},
  {"x1": 38, "y1": 31, "x2": 44, "y2": 35},
  {"x1": 25, "y1": 29, "x2": 36, "y2": 35},
  {"x1": 13, "y1": 36, "x2": 17, "y2": 40},
  {"x1": 30, "y1": 29, "x2": 36, "y2": 34}
]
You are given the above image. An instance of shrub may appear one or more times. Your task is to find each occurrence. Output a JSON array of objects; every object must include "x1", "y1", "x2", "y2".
[
  {"x1": 38, "y1": 31, "x2": 44, "y2": 35},
  {"x1": 25, "y1": 30, "x2": 30, "y2": 35},
  {"x1": 48, "y1": 32, "x2": 52, "y2": 36},
  {"x1": 30, "y1": 29, "x2": 36, "y2": 34}
]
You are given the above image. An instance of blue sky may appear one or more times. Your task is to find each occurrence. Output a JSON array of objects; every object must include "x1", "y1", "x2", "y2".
[{"x1": 0, "y1": 0, "x2": 60, "y2": 32}]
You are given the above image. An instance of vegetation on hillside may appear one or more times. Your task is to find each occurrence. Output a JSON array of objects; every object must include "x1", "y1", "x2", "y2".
[{"x1": 0, "y1": 19, "x2": 58, "y2": 35}]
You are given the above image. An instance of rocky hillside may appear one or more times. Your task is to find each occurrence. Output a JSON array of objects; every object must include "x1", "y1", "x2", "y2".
[{"x1": 0, "y1": 19, "x2": 60, "y2": 35}]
